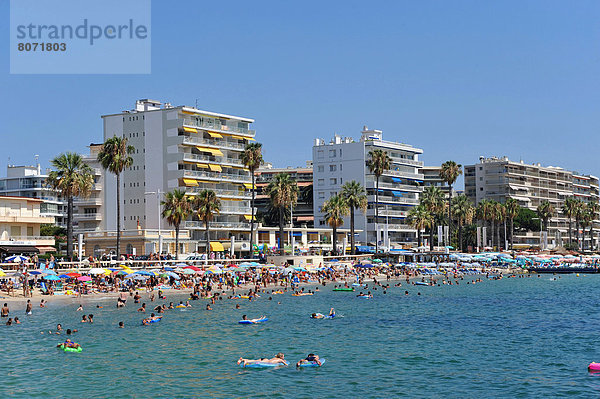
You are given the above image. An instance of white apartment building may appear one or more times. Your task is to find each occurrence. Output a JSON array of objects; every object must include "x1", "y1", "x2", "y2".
[
  {"x1": 464, "y1": 156, "x2": 600, "y2": 248},
  {"x1": 313, "y1": 127, "x2": 424, "y2": 249},
  {"x1": 0, "y1": 164, "x2": 67, "y2": 227},
  {"x1": 73, "y1": 144, "x2": 104, "y2": 233},
  {"x1": 100, "y1": 99, "x2": 255, "y2": 255}
]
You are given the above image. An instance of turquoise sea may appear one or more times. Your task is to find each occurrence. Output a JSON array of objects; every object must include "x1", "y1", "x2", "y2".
[{"x1": 3, "y1": 274, "x2": 600, "y2": 398}]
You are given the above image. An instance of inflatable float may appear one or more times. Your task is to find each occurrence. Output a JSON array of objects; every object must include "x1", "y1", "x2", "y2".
[
  {"x1": 415, "y1": 282, "x2": 429, "y2": 286},
  {"x1": 298, "y1": 359, "x2": 326, "y2": 367},
  {"x1": 240, "y1": 361, "x2": 286, "y2": 368},
  {"x1": 239, "y1": 317, "x2": 268, "y2": 324},
  {"x1": 333, "y1": 288, "x2": 354, "y2": 292},
  {"x1": 589, "y1": 362, "x2": 600, "y2": 371},
  {"x1": 142, "y1": 317, "x2": 162, "y2": 325},
  {"x1": 58, "y1": 344, "x2": 82, "y2": 353}
]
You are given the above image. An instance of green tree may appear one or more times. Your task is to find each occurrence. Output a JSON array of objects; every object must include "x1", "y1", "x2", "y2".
[
  {"x1": 47, "y1": 152, "x2": 94, "y2": 259},
  {"x1": 341, "y1": 181, "x2": 368, "y2": 255},
  {"x1": 537, "y1": 200, "x2": 555, "y2": 248},
  {"x1": 367, "y1": 149, "x2": 391, "y2": 254},
  {"x1": 573, "y1": 199, "x2": 586, "y2": 250},
  {"x1": 161, "y1": 189, "x2": 192, "y2": 260},
  {"x1": 514, "y1": 207, "x2": 540, "y2": 233},
  {"x1": 451, "y1": 194, "x2": 473, "y2": 252},
  {"x1": 586, "y1": 201, "x2": 600, "y2": 251},
  {"x1": 407, "y1": 204, "x2": 433, "y2": 248},
  {"x1": 322, "y1": 194, "x2": 349, "y2": 256},
  {"x1": 241, "y1": 143, "x2": 263, "y2": 256},
  {"x1": 440, "y1": 161, "x2": 462, "y2": 246},
  {"x1": 504, "y1": 198, "x2": 520, "y2": 250},
  {"x1": 267, "y1": 174, "x2": 298, "y2": 255},
  {"x1": 194, "y1": 190, "x2": 221, "y2": 256},
  {"x1": 477, "y1": 199, "x2": 493, "y2": 248},
  {"x1": 97, "y1": 136, "x2": 134, "y2": 259},
  {"x1": 562, "y1": 197, "x2": 577, "y2": 247},
  {"x1": 421, "y1": 186, "x2": 445, "y2": 250}
]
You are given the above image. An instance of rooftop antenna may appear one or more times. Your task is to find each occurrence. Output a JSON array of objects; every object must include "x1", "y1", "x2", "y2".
[{"x1": 195, "y1": 99, "x2": 199, "y2": 109}]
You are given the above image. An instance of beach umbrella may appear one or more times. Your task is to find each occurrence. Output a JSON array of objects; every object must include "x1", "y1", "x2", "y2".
[
  {"x1": 164, "y1": 267, "x2": 174, "y2": 271},
  {"x1": 357, "y1": 263, "x2": 374, "y2": 268},
  {"x1": 5, "y1": 255, "x2": 28, "y2": 263},
  {"x1": 58, "y1": 274, "x2": 70, "y2": 278},
  {"x1": 77, "y1": 276, "x2": 92, "y2": 282},
  {"x1": 44, "y1": 275, "x2": 61, "y2": 281},
  {"x1": 42, "y1": 269, "x2": 57, "y2": 275},
  {"x1": 165, "y1": 271, "x2": 180, "y2": 280},
  {"x1": 135, "y1": 270, "x2": 155, "y2": 276},
  {"x1": 0, "y1": 270, "x2": 6, "y2": 277},
  {"x1": 182, "y1": 269, "x2": 196, "y2": 275},
  {"x1": 29, "y1": 270, "x2": 43, "y2": 275},
  {"x1": 372, "y1": 259, "x2": 383, "y2": 263},
  {"x1": 184, "y1": 265, "x2": 201, "y2": 271},
  {"x1": 88, "y1": 268, "x2": 106, "y2": 275},
  {"x1": 66, "y1": 272, "x2": 81, "y2": 278}
]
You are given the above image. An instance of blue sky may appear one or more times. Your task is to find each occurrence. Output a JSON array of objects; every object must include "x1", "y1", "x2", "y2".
[{"x1": 1, "y1": 0, "x2": 599, "y2": 185}]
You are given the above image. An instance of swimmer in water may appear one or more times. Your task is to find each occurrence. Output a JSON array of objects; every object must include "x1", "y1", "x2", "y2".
[
  {"x1": 237, "y1": 353, "x2": 288, "y2": 367},
  {"x1": 296, "y1": 353, "x2": 322, "y2": 367}
]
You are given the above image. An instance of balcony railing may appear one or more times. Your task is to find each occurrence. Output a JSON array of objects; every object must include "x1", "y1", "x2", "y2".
[
  {"x1": 374, "y1": 196, "x2": 420, "y2": 205},
  {"x1": 185, "y1": 188, "x2": 251, "y2": 199},
  {"x1": 182, "y1": 118, "x2": 255, "y2": 136},
  {"x1": 367, "y1": 223, "x2": 415, "y2": 231},
  {"x1": 74, "y1": 213, "x2": 102, "y2": 220},
  {"x1": 182, "y1": 153, "x2": 245, "y2": 167},
  {"x1": 366, "y1": 181, "x2": 421, "y2": 192},
  {"x1": 382, "y1": 170, "x2": 424, "y2": 180},
  {"x1": 182, "y1": 135, "x2": 246, "y2": 151},
  {"x1": 185, "y1": 221, "x2": 250, "y2": 230},
  {"x1": 182, "y1": 170, "x2": 251, "y2": 183},
  {"x1": 392, "y1": 158, "x2": 424, "y2": 167},
  {"x1": 9, "y1": 236, "x2": 55, "y2": 241}
]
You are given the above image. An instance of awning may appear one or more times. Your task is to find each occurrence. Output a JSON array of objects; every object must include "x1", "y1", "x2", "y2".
[
  {"x1": 243, "y1": 215, "x2": 256, "y2": 221},
  {"x1": 0, "y1": 245, "x2": 40, "y2": 254},
  {"x1": 195, "y1": 146, "x2": 224, "y2": 156},
  {"x1": 391, "y1": 177, "x2": 401, "y2": 183},
  {"x1": 209, "y1": 164, "x2": 222, "y2": 172},
  {"x1": 36, "y1": 246, "x2": 57, "y2": 253},
  {"x1": 183, "y1": 178, "x2": 198, "y2": 187},
  {"x1": 183, "y1": 127, "x2": 198, "y2": 133},
  {"x1": 210, "y1": 242, "x2": 225, "y2": 251},
  {"x1": 392, "y1": 191, "x2": 403, "y2": 197},
  {"x1": 208, "y1": 132, "x2": 222, "y2": 138},
  {"x1": 296, "y1": 216, "x2": 314, "y2": 221},
  {"x1": 243, "y1": 183, "x2": 256, "y2": 189},
  {"x1": 197, "y1": 163, "x2": 208, "y2": 168}
]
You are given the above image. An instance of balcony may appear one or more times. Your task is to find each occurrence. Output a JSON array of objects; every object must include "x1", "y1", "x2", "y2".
[
  {"x1": 182, "y1": 153, "x2": 245, "y2": 168},
  {"x1": 371, "y1": 196, "x2": 419, "y2": 205},
  {"x1": 367, "y1": 223, "x2": 415, "y2": 232},
  {"x1": 74, "y1": 197, "x2": 102, "y2": 206},
  {"x1": 8, "y1": 236, "x2": 55, "y2": 245},
  {"x1": 0, "y1": 215, "x2": 55, "y2": 224},
  {"x1": 182, "y1": 170, "x2": 251, "y2": 184},
  {"x1": 365, "y1": 181, "x2": 421, "y2": 192},
  {"x1": 392, "y1": 158, "x2": 424, "y2": 167},
  {"x1": 74, "y1": 213, "x2": 102, "y2": 221},
  {"x1": 382, "y1": 170, "x2": 424, "y2": 180},
  {"x1": 182, "y1": 118, "x2": 256, "y2": 137},
  {"x1": 185, "y1": 188, "x2": 251, "y2": 200},
  {"x1": 218, "y1": 206, "x2": 255, "y2": 215},
  {"x1": 368, "y1": 209, "x2": 408, "y2": 218},
  {"x1": 185, "y1": 221, "x2": 250, "y2": 230}
]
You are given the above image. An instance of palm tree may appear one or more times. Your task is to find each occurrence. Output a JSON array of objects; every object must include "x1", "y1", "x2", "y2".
[
  {"x1": 322, "y1": 194, "x2": 349, "y2": 255},
  {"x1": 492, "y1": 201, "x2": 504, "y2": 250},
  {"x1": 194, "y1": 190, "x2": 221, "y2": 256},
  {"x1": 440, "y1": 161, "x2": 462, "y2": 246},
  {"x1": 563, "y1": 197, "x2": 577, "y2": 247},
  {"x1": 161, "y1": 189, "x2": 192, "y2": 260},
  {"x1": 477, "y1": 199, "x2": 493, "y2": 248},
  {"x1": 580, "y1": 208, "x2": 592, "y2": 251},
  {"x1": 47, "y1": 152, "x2": 94, "y2": 259},
  {"x1": 537, "y1": 200, "x2": 555, "y2": 249},
  {"x1": 241, "y1": 143, "x2": 263, "y2": 257},
  {"x1": 267, "y1": 174, "x2": 298, "y2": 255},
  {"x1": 407, "y1": 204, "x2": 433, "y2": 248},
  {"x1": 421, "y1": 186, "x2": 445, "y2": 250},
  {"x1": 451, "y1": 194, "x2": 473, "y2": 252},
  {"x1": 340, "y1": 181, "x2": 368, "y2": 255},
  {"x1": 367, "y1": 149, "x2": 391, "y2": 254},
  {"x1": 97, "y1": 136, "x2": 134, "y2": 259},
  {"x1": 587, "y1": 201, "x2": 600, "y2": 251},
  {"x1": 504, "y1": 198, "x2": 519, "y2": 250},
  {"x1": 574, "y1": 199, "x2": 586, "y2": 250}
]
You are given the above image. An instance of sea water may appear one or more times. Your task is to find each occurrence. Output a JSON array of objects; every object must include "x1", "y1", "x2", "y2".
[{"x1": 2, "y1": 274, "x2": 600, "y2": 398}]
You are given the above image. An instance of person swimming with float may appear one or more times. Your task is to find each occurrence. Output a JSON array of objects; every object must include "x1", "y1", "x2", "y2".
[
  {"x1": 142, "y1": 313, "x2": 162, "y2": 325},
  {"x1": 296, "y1": 353, "x2": 321, "y2": 367},
  {"x1": 237, "y1": 352, "x2": 288, "y2": 367},
  {"x1": 241, "y1": 314, "x2": 266, "y2": 324},
  {"x1": 58, "y1": 338, "x2": 81, "y2": 349}
]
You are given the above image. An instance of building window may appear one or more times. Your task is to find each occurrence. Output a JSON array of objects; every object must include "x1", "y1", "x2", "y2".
[
  {"x1": 318, "y1": 192, "x2": 325, "y2": 199},
  {"x1": 339, "y1": 149, "x2": 342, "y2": 157},
  {"x1": 340, "y1": 164, "x2": 342, "y2": 171},
  {"x1": 317, "y1": 165, "x2": 324, "y2": 172},
  {"x1": 330, "y1": 165, "x2": 337, "y2": 172},
  {"x1": 329, "y1": 150, "x2": 336, "y2": 158},
  {"x1": 318, "y1": 179, "x2": 324, "y2": 186},
  {"x1": 317, "y1": 150, "x2": 324, "y2": 159},
  {"x1": 330, "y1": 178, "x2": 337, "y2": 185}
]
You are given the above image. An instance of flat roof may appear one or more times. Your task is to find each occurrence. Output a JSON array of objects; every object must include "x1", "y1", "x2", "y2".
[
  {"x1": 0, "y1": 195, "x2": 44, "y2": 203},
  {"x1": 102, "y1": 105, "x2": 254, "y2": 123}
]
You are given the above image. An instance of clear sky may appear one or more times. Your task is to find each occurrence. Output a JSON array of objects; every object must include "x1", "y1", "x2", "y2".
[{"x1": 1, "y1": 0, "x2": 599, "y2": 186}]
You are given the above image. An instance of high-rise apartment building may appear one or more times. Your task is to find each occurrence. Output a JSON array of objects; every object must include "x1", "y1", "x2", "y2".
[
  {"x1": 73, "y1": 144, "x2": 104, "y2": 233},
  {"x1": 100, "y1": 99, "x2": 255, "y2": 255},
  {"x1": 313, "y1": 127, "x2": 424, "y2": 248},
  {"x1": 464, "y1": 156, "x2": 600, "y2": 248}
]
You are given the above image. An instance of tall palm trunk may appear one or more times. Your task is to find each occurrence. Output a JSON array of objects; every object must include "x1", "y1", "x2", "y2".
[
  {"x1": 116, "y1": 174, "x2": 121, "y2": 259},
  {"x1": 249, "y1": 172, "x2": 255, "y2": 258},
  {"x1": 279, "y1": 207, "x2": 285, "y2": 255},
  {"x1": 448, "y1": 185, "x2": 453, "y2": 246},
  {"x1": 350, "y1": 208, "x2": 355, "y2": 255},
  {"x1": 67, "y1": 195, "x2": 73, "y2": 260},
  {"x1": 375, "y1": 176, "x2": 379, "y2": 254},
  {"x1": 417, "y1": 228, "x2": 422, "y2": 248},
  {"x1": 510, "y1": 218, "x2": 514, "y2": 250},
  {"x1": 430, "y1": 219, "x2": 437, "y2": 251},
  {"x1": 590, "y1": 224, "x2": 594, "y2": 251},
  {"x1": 568, "y1": 218, "x2": 572, "y2": 246},
  {"x1": 458, "y1": 220, "x2": 463, "y2": 252},
  {"x1": 205, "y1": 220, "x2": 210, "y2": 258},
  {"x1": 175, "y1": 225, "x2": 179, "y2": 260},
  {"x1": 332, "y1": 226, "x2": 338, "y2": 256},
  {"x1": 576, "y1": 220, "x2": 580, "y2": 249},
  {"x1": 490, "y1": 219, "x2": 495, "y2": 249}
]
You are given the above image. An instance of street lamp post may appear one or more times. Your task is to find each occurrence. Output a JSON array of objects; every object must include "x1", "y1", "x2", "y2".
[{"x1": 144, "y1": 190, "x2": 162, "y2": 254}]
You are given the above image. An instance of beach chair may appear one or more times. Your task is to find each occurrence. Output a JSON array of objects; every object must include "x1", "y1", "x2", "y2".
[{"x1": 40, "y1": 281, "x2": 48, "y2": 295}]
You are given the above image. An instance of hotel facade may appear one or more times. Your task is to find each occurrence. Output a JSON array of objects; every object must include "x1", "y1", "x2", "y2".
[
  {"x1": 312, "y1": 127, "x2": 424, "y2": 249},
  {"x1": 464, "y1": 156, "x2": 600, "y2": 248},
  {"x1": 96, "y1": 99, "x2": 255, "y2": 256}
]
